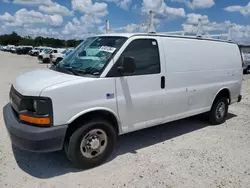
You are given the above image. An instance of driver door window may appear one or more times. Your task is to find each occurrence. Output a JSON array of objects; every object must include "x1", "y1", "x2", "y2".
[{"x1": 119, "y1": 39, "x2": 160, "y2": 76}]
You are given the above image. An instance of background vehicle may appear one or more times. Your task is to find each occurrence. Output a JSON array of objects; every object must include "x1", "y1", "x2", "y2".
[
  {"x1": 38, "y1": 48, "x2": 64, "y2": 63},
  {"x1": 3, "y1": 34, "x2": 243, "y2": 169},
  {"x1": 1, "y1": 46, "x2": 8, "y2": 51},
  {"x1": 29, "y1": 46, "x2": 45, "y2": 56},
  {"x1": 239, "y1": 45, "x2": 250, "y2": 74},
  {"x1": 50, "y1": 48, "x2": 74, "y2": 65},
  {"x1": 16, "y1": 46, "x2": 33, "y2": 55},
  {"x1": 38, "y1": 48, "x2": 53, "y2": 63},
  {"x1": 10, "y1": 46, "x2": 17, "y2": 53}
]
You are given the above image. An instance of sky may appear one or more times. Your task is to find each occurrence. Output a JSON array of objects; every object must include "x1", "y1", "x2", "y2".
[{"x1": 0, "y1": 0, "x2": 249, "y2": 44}]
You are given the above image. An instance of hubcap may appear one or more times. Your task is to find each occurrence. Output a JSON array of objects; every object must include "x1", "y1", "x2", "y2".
[
  {"x1": 216, "y1": 102, "x2": 226, "y2": 120},
  {"x1": 80, "y1": 129, "x2": 108, "y2": 159}
]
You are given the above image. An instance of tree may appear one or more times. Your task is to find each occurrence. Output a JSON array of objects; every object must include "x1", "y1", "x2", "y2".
[{"x1": 0, "y1": 32, "x2": 82, "y2": 48}]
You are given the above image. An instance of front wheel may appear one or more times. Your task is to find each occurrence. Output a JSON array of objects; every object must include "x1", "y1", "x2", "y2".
[
  {"x1": 208, "y1": 97, "x2": 228, "y2": 125},
  {"x1": 65, "y1": 119, "x2": 117, "y2": 169}
]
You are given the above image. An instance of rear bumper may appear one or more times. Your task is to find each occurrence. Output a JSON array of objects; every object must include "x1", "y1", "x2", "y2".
[{"x1": 3, "y1": 103, "x2": 68, "y2": 153}]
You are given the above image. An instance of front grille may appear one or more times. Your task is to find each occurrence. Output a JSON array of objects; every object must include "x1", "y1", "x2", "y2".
[{"x1": 10, "y1": 86, "x2": 22, "y2": 115}]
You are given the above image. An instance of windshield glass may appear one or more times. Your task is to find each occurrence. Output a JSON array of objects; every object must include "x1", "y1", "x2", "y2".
[
  {"x1": 44, "y1": 49, "x2": 51, "y2": 54},
  {"x1": 56, "y1": 36, "x2": 127, "y2": 76},
  {"x1": 64, "y1": 49, "x2": 73, "y2": 55}
]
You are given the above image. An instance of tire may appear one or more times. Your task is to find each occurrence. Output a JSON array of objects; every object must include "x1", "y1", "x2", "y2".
[
  {"x1": 55, "y1": 58, "x2": 62, "y2": 65},
  {"x1": 208, "y1": 97, "x2": 228, "y2": 125},
  {"x1": 42, "y1": 58, "x2": 50, "y2": 64},
  {"x1": 65, "y1": 119, "x2": 117, "y2": 169}
]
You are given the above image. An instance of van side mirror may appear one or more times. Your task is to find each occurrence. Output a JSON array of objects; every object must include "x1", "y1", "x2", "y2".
[{"x1": 118, "y1": 57, "x2": 136, "y2": 75}]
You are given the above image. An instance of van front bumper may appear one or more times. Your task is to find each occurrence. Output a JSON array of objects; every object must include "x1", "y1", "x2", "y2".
[{"x1": 3, "y1": 103, "x2": 68, "y2": 153}]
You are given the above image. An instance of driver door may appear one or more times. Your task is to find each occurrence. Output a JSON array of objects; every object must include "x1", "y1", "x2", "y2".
[{"x1": 107, "y1": 37, "x2": 167, "y2": 133}]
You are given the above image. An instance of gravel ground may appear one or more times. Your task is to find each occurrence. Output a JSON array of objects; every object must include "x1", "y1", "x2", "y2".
[{"x1": 0, "y1": 51, "x2": 250, "y2": 188}]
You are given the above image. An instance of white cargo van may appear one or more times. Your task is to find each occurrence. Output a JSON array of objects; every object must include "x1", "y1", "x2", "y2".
[{"x1": 3, "y1": 33, "x2": 243, "y2": 169}]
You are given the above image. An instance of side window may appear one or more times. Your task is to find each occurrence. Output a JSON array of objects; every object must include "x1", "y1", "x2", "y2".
[{"x1": 119, "y1": 39, "x2": 160, "y2": 76}]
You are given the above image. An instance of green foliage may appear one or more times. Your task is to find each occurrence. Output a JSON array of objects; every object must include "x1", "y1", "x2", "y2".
[{"x1": 0, "y1": 32, "x2": 82, "y2": 47}]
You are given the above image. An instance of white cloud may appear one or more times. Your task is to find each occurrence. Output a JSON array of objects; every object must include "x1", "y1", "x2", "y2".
[
  {"x1": 66, "y1": 0, "x2": 108, "y2": 38},
  {"x1": 13, "y1": 0, "x2": 53, "y2": 6},
  {"x1": 232, "y1": 24, "x2": 250, "y2": 44},
  {"x1": 98, "y1": 25, "x2": 106, "y2": 33},
  {"x1": 171, "y1": 0, "x2": 215, "y2": 9},
  {"x1": 165, "y1": 5, "x2": 186, "y2": 17},
  {"x1": 0, "y1": 9, "x2": 63, "y2": 27},
  {"x1": 104, "y1": 0, "x2": 132, "y2": 10},
  {"x1": 49, "y1": 14, "x2": 63, "y2": 27},
  {"x1": 181, "y1": 13, "x2": 250, "y2": 44},
  {"x1": 25, "y1": 27, "x2": 59, "y2": 38},
  {"x1": 72, "y1": 17, "x2": 80, "y2": 26},
  {"x1": 2, "y1": 0, "x2": 10, "y2": 3},
  {"x1": 72, "y1": 0, "x2": 108, "y2": 18},
  {"x1": 39, "y1": 3, "x2": 73, "y2": 16},
  {"x1": 182, "y1": 13, "x2": 229, "y2": 34},
  {"x1": 119, "y1": 0, "x2": 132, "y2": 10},
  {"x1": 142, "y1": 0, "x2": 186, "y2": 19},
  {"x1": 0, "y1": 12, "x2": 15, "y2": 22},
  {"x1": 80, "y1": 14, "x2": 102, "y2": 26},
  {"x1": 186, "y1": 13, "x2": 209, "y2": 24},
  {"x1": 224, "y1": 2, "x2": 250, "y2": 16},
  {"x1": 62, "y1": 14, "x2": 105, "y2": 39}
]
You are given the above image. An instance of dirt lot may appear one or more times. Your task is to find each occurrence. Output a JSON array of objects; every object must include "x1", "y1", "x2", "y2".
[{"x1": 0, "y1": 51, "x2": 250, "y2": 188}]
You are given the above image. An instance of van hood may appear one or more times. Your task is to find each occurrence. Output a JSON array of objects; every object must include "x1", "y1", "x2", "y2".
[{"x1": 13, "y1": 68, "x2": 81, "y2": 96}]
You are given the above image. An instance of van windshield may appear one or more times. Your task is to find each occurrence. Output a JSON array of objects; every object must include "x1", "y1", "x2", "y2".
[{"x1": 55, "y1": 36, "x2": 127, "y2": 76}]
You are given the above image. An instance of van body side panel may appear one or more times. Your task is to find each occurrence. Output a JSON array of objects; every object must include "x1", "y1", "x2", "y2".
[
  {"x1": 40, "y1": 78, "x2": 118, "y2": 126},
  {"x1": 161, "y1": 37, "x2": 242, "y2": 117}
]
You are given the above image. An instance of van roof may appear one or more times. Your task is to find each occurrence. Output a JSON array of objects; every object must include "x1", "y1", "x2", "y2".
[{"x1": 96, "y1": 33, "x2": 235, "y2": 44}]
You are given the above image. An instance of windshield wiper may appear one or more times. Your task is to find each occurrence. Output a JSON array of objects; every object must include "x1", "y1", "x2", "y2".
[
  {"x1": 55, "y1": 65, "x2": 80, "y2": 76},
  {"x1": 68, "y1": 67, "x2": 100, "y2": 75},
  {"x1": 55, "y1": 65, "x2": 100, "y2": 76}
]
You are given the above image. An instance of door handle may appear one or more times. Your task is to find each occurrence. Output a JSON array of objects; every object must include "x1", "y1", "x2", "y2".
[{"x1": 161, "y1": 76, "x2": 165, "y2": 89}]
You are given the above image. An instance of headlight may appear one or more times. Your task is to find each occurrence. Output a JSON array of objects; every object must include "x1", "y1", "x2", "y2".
[{"x1": 19, "y1": 97, "x2": 53, "y2": 126}]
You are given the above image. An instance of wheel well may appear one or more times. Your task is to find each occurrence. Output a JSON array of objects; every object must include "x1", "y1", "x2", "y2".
[
  {"x1": 65, "y1": 110, "x2": 119, "y2": 139},
  {"x1": 213, "y1": 89, "x2": 231, "y2": 105},
  {"x1": 56, "y1": 57, "x2": 63, "y2": 62}
]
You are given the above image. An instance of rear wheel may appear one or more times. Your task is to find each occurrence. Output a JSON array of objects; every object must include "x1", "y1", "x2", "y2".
[
  {"x1": 55, "y1": 58, "x2": 63, "y2": 65},
  {"x1": 208, "y1": 97, "x2": 228, "y2": 125},
  {"x1": 64, "y1": 119, "x2": 117, "y2": 169}
]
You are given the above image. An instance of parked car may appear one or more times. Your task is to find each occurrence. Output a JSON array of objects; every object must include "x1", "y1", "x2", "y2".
[
  {"x1": 3, "y1": 33, "x2": 243, "y2": 169},
  {"x1": 1, "y1": 46, "x2": 8, "y2": 51},
  {"x1": 38, "y1": 48, "x2": 66, "y2": 63},
  {"x1": 50, "y1": 48, "x2": 74, "y2": 65},
  {"x1": 239, "y1": 45, "x2": 250, "y2": 74},
  {"x1": 29, "y1": 47, "x2": 45, "y2": 56},
  {"x1": 16, "y1": 46, "x2": 33, "y2": 55},
  {"x1": 10, "y1": 46, "x2": 17, "y2": 53}
]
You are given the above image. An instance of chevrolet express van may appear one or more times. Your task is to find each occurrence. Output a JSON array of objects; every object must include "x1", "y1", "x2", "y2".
[{"x1": 3, "y1": 33, "x2": 243, "y2": 169}]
